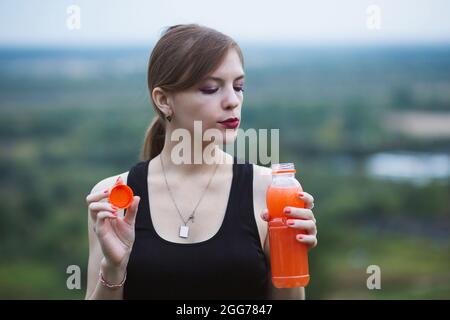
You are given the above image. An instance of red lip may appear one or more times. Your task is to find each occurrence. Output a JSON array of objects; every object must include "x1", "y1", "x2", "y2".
[
  {"x1": 218, "y1": 117, "x2": 239, "y2": 129},
  {"x1": 219, "y1": 117, "x2": 239, "y2": 123}
]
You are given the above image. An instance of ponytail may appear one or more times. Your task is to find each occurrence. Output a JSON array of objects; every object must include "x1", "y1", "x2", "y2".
[{"x1": 140, "y1": 115, "x2": 166, "y2": 161}]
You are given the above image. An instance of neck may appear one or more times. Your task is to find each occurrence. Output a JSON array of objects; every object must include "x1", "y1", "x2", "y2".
[{"x1": 159, "y1": 131, "x2": 232, "y2": 176}]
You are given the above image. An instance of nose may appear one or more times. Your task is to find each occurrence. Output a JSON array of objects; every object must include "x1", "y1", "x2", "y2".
[{"x1": 222, "y1": 85, "x2": 241, "y2": 110}]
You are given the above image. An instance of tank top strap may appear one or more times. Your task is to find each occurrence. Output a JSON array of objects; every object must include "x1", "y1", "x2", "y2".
[
  {"x1": 124, "y1": 160, "x2": 151, "y2": 230},
  {"x1": 224, "y1": 156, "x2": 255, "y2": 222}
]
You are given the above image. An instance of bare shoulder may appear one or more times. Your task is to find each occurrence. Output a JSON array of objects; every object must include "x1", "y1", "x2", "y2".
[
  {"x1": 252, "y1": 163, "x2": 272, "y2": 191},
  {"x1": 90, "y1": 171, "x2": 130, "y2": 195},
  {"x1": 252, "y1": 163, "x2": 271, "y2": 213}
]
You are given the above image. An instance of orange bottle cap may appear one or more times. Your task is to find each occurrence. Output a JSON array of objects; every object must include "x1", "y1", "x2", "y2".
[
  {"x1": 272, "y1": 169, "x2": 296, "y2": 174},
  {"x1": 109, "y1": 184, "x2": 134, "y2": 209}
]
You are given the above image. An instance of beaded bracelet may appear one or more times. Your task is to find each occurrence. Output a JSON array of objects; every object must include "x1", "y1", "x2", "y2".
[{"x1": 99, "y1": 270, "x2": 127, "y2": 289}]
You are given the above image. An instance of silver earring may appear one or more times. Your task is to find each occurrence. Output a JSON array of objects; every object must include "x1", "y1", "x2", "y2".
[{"x1": 166, "y1": 114, "x2": 172, "y2": 122}]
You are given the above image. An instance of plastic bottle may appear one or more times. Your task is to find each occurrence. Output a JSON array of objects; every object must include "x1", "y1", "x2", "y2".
[{"x1": 266, "y1": 163, "x2": 310, "y2": 288}]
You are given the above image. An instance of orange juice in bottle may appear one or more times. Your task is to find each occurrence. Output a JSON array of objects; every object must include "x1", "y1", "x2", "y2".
[{"x1": 266, "y1": 163, "x2": 310, "y2": 288}]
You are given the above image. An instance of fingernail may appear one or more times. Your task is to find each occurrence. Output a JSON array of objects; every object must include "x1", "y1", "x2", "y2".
[
  {"x1": 112, "y1": 211, "x2": 118, "y2": 216},
  {"x1": 284, "y1": 208, "x2": 291, "y2": 214},
  {"x1": 111, "y1": 205, "x2": 119, "y2": 210},
  {"x1": 299, "y1": 192, "x2": 304, "y2": 197},
  {"x1": 297, "y1": 235, "x2": 304, "y2": 240},
  {"x1": 287, "y1": 220, "x2": 295, "y2": 226},
  {"x1": 103, "y1": 189, "x2": 109, "y2": 194}
]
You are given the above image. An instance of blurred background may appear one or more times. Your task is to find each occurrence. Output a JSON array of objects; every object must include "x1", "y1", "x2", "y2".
[{"x1": 0, "y1": 0, "x2": 449, "y2": 299}]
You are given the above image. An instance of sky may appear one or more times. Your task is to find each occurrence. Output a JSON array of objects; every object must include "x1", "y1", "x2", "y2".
[{"x1": 1, "y1": 0, "x2": 450, "y2": 47}]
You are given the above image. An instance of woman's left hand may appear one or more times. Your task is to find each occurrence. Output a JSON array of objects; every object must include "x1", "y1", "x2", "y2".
[{"x1": 261, "y1": 191, "x2": 317, "y2": 250}]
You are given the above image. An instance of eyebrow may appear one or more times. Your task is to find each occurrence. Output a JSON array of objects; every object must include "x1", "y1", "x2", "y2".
[{"x1": 203, "y1": 74, "x2": 245, "y2": 82}]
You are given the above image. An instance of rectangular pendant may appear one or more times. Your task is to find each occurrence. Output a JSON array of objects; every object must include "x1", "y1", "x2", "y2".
[{"x1": 179, "y1": 225, "x2": 189, "y2": 238}]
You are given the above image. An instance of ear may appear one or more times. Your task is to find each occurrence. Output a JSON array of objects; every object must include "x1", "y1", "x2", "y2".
[{"x1": 152, "y1": 87, "x2": 173, "y2": 115}]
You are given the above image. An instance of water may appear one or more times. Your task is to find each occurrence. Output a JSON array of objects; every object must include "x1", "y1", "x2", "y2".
[{"x1": 366, "y1": 151, "x2": 450, "y2": 185}]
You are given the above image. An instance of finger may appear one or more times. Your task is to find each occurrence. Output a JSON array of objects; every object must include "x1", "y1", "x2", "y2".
[
  {"x1": 287, "y1": 219, "x2": 317, "y2": 235},
  {"x1": 95, "y1": 211, "x2": 117, "y2": 234},
  {"x1": 88, "y1": 202, "x2": 119, "y2": 221},
  {"x1": 260, "y1": 208, "x2": 269, "y2": 221},
  {"x1": 88, "y1": 202, "x2": 119, "y2": 213},
  {"x1": 86, "y1": 189, "x2": 110, "y2": 205},
  {"x1": 114, "y1": 175, "x2": 123, "y2": 186},
  {"x1": 298, "y1": 191, "x2": 314, "y2": 209},
  {"x1": 96, "y1": 211, "x2": 117, "y2": 223},
  {"x1": 284, "y1": 207, "x2": 316, "y2": 223},
  {"x1": 295, "y1": 234, "x2": 317, "y2": 248},
  {"x1": 123, "y1": 196, "x2": 140, "y2": 226}
]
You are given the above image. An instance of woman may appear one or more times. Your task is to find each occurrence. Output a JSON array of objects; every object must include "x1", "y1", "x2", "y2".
[{"x1": 85, "y1": 24, "x2": 317, "y2": 300}]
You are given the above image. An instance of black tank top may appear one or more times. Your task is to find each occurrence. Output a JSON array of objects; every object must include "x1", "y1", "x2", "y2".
[{"x1": 123, "y1": 157, "x2": 270, "y2": 300}]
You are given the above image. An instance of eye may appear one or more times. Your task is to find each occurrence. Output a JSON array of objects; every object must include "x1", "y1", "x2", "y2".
[
  {"x1": 200, "y1": 87, "x2": 219, "y2": 94},
  {"x1": 234, "y1": 86, "x2": 245, "y2": 92}
]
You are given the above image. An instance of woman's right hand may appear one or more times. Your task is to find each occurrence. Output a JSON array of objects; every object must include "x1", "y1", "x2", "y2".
[{"x1": 86, "y1": 178, "x2": 140, "y2": 270}]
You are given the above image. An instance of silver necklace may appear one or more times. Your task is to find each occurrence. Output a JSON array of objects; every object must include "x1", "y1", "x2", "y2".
[{"x1": 159, "y1": 154, "x2": 220, "y2": 238}]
